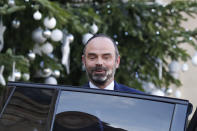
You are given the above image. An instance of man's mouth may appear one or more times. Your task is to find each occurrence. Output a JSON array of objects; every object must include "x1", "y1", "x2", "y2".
[{"x1": 94, "y1": 70, "x2": 105, "y2": 74}]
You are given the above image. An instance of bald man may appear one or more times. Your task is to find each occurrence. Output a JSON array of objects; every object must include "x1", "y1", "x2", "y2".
[{"x1": 82, "y1": 34, "x2": 143, "y2": 94}]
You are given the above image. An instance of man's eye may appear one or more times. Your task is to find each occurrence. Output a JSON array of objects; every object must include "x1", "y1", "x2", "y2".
[
  {"x1": 89, "y1": 57, "x2": 95, "y2": 60},
  {"x1": 103, "y1": 55, "x2": 110, "y2": 60},
  {"x1": 104, "y1": 57, "x2": 109, "y2": 59}
]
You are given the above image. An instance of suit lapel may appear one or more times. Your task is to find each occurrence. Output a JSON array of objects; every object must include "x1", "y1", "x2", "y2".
[{"x1": 114, "y1": 81, "x2": 120, "y2": 91}]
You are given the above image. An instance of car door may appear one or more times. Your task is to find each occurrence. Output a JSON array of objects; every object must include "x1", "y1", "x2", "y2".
[{"x1": 187, "y1": 108, "x2": 197, "y2": 131}]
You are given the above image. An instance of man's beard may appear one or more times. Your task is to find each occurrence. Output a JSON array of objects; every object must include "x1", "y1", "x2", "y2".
[{"x1": 86, "y1": 65, "x2": 116, "y2": 86}]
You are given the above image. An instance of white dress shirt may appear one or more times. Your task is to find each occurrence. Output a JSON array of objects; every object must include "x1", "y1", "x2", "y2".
[{"x1": 89, "y1": 81, "x2": 114, "y2": 90}]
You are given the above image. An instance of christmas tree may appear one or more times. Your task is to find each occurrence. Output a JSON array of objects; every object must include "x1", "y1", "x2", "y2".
[{"x1": 1, "y1": 0, "x2": 197, "y2": 95}]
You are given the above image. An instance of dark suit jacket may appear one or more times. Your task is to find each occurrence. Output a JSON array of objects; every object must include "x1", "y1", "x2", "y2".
[{"x1": 82, "y1": 81, "x2": 144, "y2": 94}]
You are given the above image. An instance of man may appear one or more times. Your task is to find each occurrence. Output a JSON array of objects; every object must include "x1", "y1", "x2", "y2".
[{"x1": 82, "y1": 34, "x2": 143, "y2": 94}]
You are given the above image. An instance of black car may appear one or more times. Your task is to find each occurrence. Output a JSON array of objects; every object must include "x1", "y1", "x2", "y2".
[{"x1": 0, "y1": 82, "x2": 196, "y2": 131}]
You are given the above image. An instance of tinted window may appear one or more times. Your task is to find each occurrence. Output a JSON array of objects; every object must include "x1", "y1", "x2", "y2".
[
  {"x1": 53, "y1": 91, "x2": 175, "y2": 131},
  {"x1": 0, "y1": 87, "x2": 15, "y2": 114},
  {"x1": 0, "y1": 87, "x2": 56, "y2": 131}
]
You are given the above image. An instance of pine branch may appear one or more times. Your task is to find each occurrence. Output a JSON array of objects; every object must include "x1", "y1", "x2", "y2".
[{"x1": 0, "y1": 4, "x2": 26, "y2": 15}]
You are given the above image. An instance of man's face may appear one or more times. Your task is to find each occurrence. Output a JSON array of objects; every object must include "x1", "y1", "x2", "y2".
[{"x1": 82, "y1": 37, "x2": 120, "y2": 86}]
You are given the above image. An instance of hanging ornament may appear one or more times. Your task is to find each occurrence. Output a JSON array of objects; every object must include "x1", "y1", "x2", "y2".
[
  {"x1": 43, "y1": 29, "x2": 51, "y2": 38},
  {"x1": 121, "y1": 0, "x2": 129, "y2": 3},
  {"x1": 8, "y1": 61, "x2": 16, "y2": 81},
  {"x1": 0, "y1": 17, "x2": 6, "y2": 52},
  {"x1": 124, "y1": 32, "x2": 128, "y2": 36},
  {"x1": 155, "y1": 0, "x2": 172, "y2": 7},
  {"x1": 168, "y1": 61, "x2": 180, "y2": 73},
  {"x1": 40, "y1": 61, "x2": 44, "y2": 68},
  {"x1": 32, "y1": 28, "x2": 47, "y2": 43},
  {"x1": 181, "y1": 63, "x2": 189, "y2": 72},
  {"x1": 43, "y1": 68, "x2": 52, "y2": 77},
  {"x1": 51, "y1": 29, "x2": 63, "y2": 42},
  {"x1": 28, "y1": 52, "x2": 36, "y2": 61},
  {"x1": 170, "y1": 72, "x2": 179, "y2": 79},
  {"x1": 61, "y1": 33, "x2": 74, "y2": 74},
  {"x1": 166, "y1": 87, "x2": 173, "y2": 95},
  {"x1": 82, "y1": 33, "x2": 93, "y2": 45},
  {"x1": 192, "y1": 54, "x2": 197, "y2": 66},
  {"x1": 151, "y1": 89, "x2": 165, "y2": 96},
  {"x1": 43, "y1": 17, "x2": 56, "y2": 29},
  {"x1": 33, "y1": 10, "x2": 42, "y2": 20},
  {"x1": 52, "y1": 70, "x2": 60, "y2": 78},
  {"x1": 151, "y1": 9, "x2": 156, "y2": 13},
  {"x1": 107, "y1": 5, "x2": 111, "y2": 8},
  {"x1": 33, "y1": 44, "x2": 42, "y2": 55},
  {"x1": 113, "y1": 34, "x2": 118, "y2": 39},
  {"x1": 22, "y1": 73, "x2": 30, "y2": 81},
  {"x1": 90, "y1": 23, "x2": 98, "y2": 34},
  {"x1": 0, "y1": 65, "x2": 6, "y2": 86},
  {"x1": 41, "y1": 42, "x2": 53, "y2": 55},
  {"x1": 45, "y1": 76, "x2": 57, "y2": 85},
  {"x1": 12, "y1": 19, "x2": 20, "y2": 29},
  {"x1": 142, "y1": 82, "x2": 155, "y2": 93},
  {"x1": 96, "y1": 10, "x2": 100, "y2": 14},
  {"x1": 14, "y1": 70, "x2": 21, "y2": 80},
  {"x1": 174, "y1": 89, "x2": 181, "y2": 98},
  {"x1": 8, "y1": 0, "x2": 15, "y2": 7},
  {"x1": 107, "y1": 10, "x2": 111, "y2": 14}
]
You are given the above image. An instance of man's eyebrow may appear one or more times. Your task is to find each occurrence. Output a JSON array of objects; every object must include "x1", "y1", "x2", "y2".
[
  {"x1": 87, "y1": 53, "x2": 112, "y2": 56},
  {"x1": 103, "y1": 53, "x2": 112, "y2": 56},
  {"x1": 87, "y1": 53, "x2": 96, "y2": 55}
]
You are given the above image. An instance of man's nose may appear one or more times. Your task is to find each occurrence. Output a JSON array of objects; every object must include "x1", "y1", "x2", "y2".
[{"x1": 96, "y1": 57, "x2": 103, "y2": 65}]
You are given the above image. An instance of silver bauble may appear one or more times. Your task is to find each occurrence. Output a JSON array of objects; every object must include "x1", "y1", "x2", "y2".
[
  {"x1": 192, "y1": 55, "x2": 197, "y2": 66},
  {"x1": 151, "y1": 89, "x2": 165, "y2": 96},
  {"x1": 82, "y1": 33, "x2": 93, "y2": 45},
  {"x1": 22, "y1": 73, "x2": 30, "y2": 81},
  {"x1": 43, "y1": 17, "x2": 56, "y2": 29},
  {"x1": 53, "y1": 70, "x2": 60, "y2": 78},
  {"x1": 166, "y1": 87, "x2": 173, "y2": 95},
  {"x1": 90, "y1": 23, "x2": 98, "y2": 34},
  {"x1": 44, "y1": 77, "x2": 57, "y2": 85},
  {"x1": 41, "y1": 42, "x2": 53, "y2": 55},
  {"x1": 28, "y1": 52, "x2": 36, "y2": 60},
  {"x1": 12, "y1": 20, "x2": 20, "y2": 29},
  {"x1": 33, "y1": 10, "x2": 42, "y2": 20},
  {"x1": 67, "y1": 34, "x2": 74, "y2": 42},
  {"x1": 32, "y1": 28, "x2": 47, "y2": 43},
  {"x1": 181, "y1": 63, "x2": 189, "y2": 72},
  {"x1": 43, "y1": 68, "x2": 52, "y2": 77},
  {"x1": 168, "y1": 61, "x2": 180, "y2": 73},
  {"x1": 14, "y1": 71, "x2": 21, "y2": 80},
  {"x1": 43, "y1": 29, "x2": 51, "y2": 38},
  {"x1": 8, "y1": 0, "x2": 15, "y2": 6},
  {"x1": 51, "y1": 29, "x2": 63, "y2": 42},
  {"x1": 175, "y1": 89, "x2": 181, "y2": 98}
]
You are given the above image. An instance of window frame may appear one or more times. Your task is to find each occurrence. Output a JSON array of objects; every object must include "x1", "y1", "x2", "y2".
[{"x1": 0, "y1": 81, "x2": 192, "y2": 131}]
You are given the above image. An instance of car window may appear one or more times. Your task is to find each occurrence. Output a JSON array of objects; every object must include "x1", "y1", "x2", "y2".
[
  {"x1": 0, "y1": 87, "x2": 55, "y2": 131},
  {"x1": 53, "y1": 91, "x2": 175, "y2": 131}
]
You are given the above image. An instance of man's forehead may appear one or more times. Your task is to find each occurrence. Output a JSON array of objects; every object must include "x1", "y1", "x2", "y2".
[{"x1": 86, "y1": 37, "x2": 115, "y2": 50}]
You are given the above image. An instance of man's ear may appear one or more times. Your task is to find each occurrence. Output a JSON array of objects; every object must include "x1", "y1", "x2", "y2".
[
  {"x1": 116, "y1": 55, "x2": 120, "y2": 68},
  {"x1": 82, "y1": 55, "x2": 85, "y2": 64}
]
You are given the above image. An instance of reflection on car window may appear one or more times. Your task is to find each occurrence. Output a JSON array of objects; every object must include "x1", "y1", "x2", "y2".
[
  {"x1": 0, "y1": 87, "x2": 55, "y2": 131},
  {"x1": 53, "y1": 91, "x2": 175, "y2": 131}
]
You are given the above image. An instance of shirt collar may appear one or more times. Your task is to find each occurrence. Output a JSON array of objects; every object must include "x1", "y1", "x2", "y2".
[{"x1": 89, "y1": 81, "x2": 114, "y2": 90}]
